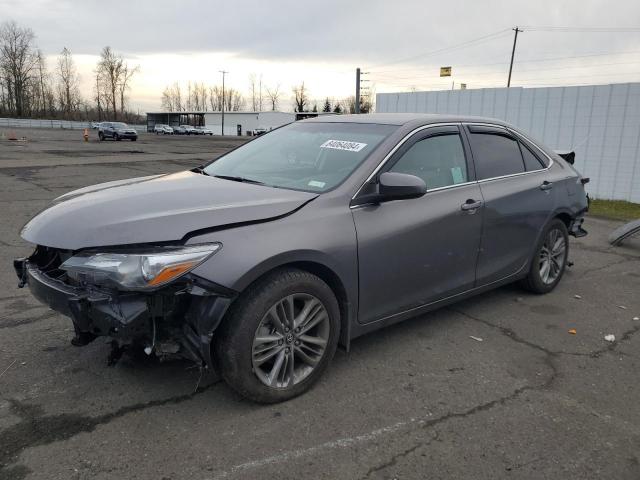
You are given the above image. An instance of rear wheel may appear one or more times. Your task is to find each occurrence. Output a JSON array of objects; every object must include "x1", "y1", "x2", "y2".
[
  {"x1": 98, "y1": 132, "x2": 104, "y2": 141},
  {"x1": 521, "y1": 218, "x2": 569, "y2": 294},
  {"x1": 215, "y1": 268, "x2": 340, "y2": 403},
  {"x1": 114, "y1": 133, "x2": 120, "y2": 141}
]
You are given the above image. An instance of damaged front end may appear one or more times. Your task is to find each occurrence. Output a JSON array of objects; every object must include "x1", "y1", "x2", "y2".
[{"x1": 14, "y1": 244, "x2": 236, "y2": 368}]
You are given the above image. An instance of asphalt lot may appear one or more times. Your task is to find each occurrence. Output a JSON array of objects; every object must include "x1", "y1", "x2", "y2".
[{"x1": 0, "y1": 128, "x2": 639, "y2": 480}]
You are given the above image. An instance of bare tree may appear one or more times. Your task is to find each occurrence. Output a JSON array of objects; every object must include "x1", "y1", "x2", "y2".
[
  {"x1": 161, "y1": 81, "x2": 184, "y2": 111},
  {"x1": 56, "y1": 47, "x2": 81, "y2": 118},
  {"x1": 96, "y1": 46, "x2": 123, "y2": 119},
  {"x1": 265, "y1": 84, "x2": 281, "y2": 111},
  {"x1": 208, "y1": 85, "x2": 222, "y2": 111},
  {"x1": 226, "y1": 87, "x2": 245, "y2": 111},
  {"x1": 248, "y1": 73, "x2": 262, "y2": 112},
  {"x1": 118, "y1": 63, "x2": 139, "y2": 117},
  {"x1": 192, "y1": 82, "x2": 207, "y2": 111},
  {"x1": 95, "y1": 46, "x2": 139, "y2": 119},
  {"x1": 292, "y1": 81, "x2": 309, "y2": 112},
  {"x1": 0, "y1": 21, "x2": 38, "y2": 117},
  {"x1": 35, "y1": 49, "x2": 54, "y2": 116}
]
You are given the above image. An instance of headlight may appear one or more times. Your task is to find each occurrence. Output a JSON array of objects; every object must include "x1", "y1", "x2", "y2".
[{"x1": 60, "y1": 244, "x2": 221, "y2": 290}]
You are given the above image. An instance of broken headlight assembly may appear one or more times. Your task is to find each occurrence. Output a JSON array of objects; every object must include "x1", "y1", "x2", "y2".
[{"x1": 60, "y1": 243, "x2": 221, "y2": 290}]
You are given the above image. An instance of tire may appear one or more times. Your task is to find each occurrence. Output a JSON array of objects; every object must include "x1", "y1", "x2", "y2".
[
  {"x1": 98, "y1": 132, "x2": 104, "y2": 141},
  {"x1": 114, "y1": 133, "x2": 120, "y2": 141},
  {"x1": 520, "y1": 218, "x2": 569, "y2": 294},
  {"x1": 131, "y1": 137, "x2": 137, "y2": 141},
  {"x1": 215, "y1": 268, "x2": 340, "y2": 403}
]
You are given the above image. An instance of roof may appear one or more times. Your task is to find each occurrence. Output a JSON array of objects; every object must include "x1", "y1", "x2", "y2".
[
  {"x1": 146, "y1": 111, "x2": 296, "y2": 115},
  {"x1": 302, "y1": 113, "x2": 510, "y2": 127}
]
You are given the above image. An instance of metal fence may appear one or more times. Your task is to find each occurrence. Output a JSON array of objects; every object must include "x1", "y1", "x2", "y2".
[
  {"x1": 0, "y1": 117, "x2": 145, "y2": 131},
  {"x1": 376, "y1": 83, "x2": 640, "y2": 203}
]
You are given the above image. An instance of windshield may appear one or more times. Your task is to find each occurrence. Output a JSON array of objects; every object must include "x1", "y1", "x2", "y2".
[
  {"x1": 113, "y1": 122, "x2": 128, "y2": 128},
  {"x1": 204, "y1": 122, "x2": 397, "y2": 192}
]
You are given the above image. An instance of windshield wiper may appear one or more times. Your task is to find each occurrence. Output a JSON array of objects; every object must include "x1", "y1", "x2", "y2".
[
  {"x1": 213, "y1": 174, "x2": 266, "y2": 185},
  {"x1": 191, "y1": 165, "x2": 209, "y2": 176}
]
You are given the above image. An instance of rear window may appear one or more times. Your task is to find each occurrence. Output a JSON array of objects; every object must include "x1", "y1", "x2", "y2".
[
  {"x1": 468, "y1": 132, "x2": 525, "y2": 180},
  {"x1": 519, "y1": 143, "x2": 546, "y2": 171}
]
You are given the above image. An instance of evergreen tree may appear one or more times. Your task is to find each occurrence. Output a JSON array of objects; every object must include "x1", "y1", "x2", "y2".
[
  {"x1": 322, "y1": 97, "x2": 331, "y2": 112},
  {"x1": 333, "y1": 103, "x2": 342, "y2": 114}
]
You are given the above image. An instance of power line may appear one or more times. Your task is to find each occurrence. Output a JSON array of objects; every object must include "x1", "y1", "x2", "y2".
[
  {"x1": 370, "y1": 50, "x2": 640, "y2": 74},
  {"x1": 365, "y1": 28, "x2": 512, "y2": 70},
  {"x1": 370, "y1": 60, "x2": 640, "y2": 82},
  {"x1": 520, "y1": 25, "x2": 640, "y2": 32}
]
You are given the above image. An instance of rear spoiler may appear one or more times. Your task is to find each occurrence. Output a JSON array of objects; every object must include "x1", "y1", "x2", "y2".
[{"x1": 554, "y1": 150, "x2": 575, "y2": 165}]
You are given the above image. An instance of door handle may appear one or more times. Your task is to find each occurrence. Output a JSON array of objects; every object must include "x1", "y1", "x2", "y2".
[
  {"x1": 540, "y1": 181, "x2": 553, "y2": 191},
  {"x1": 461, "y1": 200, "x2": 483, "y2": 211}
]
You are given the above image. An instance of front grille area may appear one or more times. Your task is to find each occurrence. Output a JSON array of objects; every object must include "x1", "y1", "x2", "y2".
[{"x1": 29, "y1": 245, "x2": 73, "y2": 282}]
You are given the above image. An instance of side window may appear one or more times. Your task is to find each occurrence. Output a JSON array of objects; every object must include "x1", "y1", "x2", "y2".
[
  {"x1": 519, "y1": 142, "x2": 546, "y2": 171},
  {"x1": 468, "y1": 132, "x2": 525, "y2": 180},
  {"x1": 388, "y1": 134, "x2": 468, "y2": 189}
]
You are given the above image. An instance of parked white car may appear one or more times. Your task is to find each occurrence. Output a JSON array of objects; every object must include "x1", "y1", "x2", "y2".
[
  {"x1": 195, "y1": 126, "x2": 213, "y2": 136},
  {"x1": 180, "y1": 125, "x2": 199, "y2": 135},
  {"x1": 153, "y1": 124, "x2": 173, "y2": 135}
]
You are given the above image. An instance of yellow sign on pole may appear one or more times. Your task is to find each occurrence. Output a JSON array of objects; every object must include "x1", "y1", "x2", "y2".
[{"x1": 440, "y1": 66, "x2": 452, "y2": 77}]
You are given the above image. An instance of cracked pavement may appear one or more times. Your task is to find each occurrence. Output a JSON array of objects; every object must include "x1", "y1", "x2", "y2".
[{"x1": 1, "y1": 129, "x2": 639, "y2": 480}]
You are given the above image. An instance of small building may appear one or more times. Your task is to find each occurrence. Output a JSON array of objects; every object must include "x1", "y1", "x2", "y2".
[{"x1": 146, "y1": 111, "x2": 332, "y2": 135}]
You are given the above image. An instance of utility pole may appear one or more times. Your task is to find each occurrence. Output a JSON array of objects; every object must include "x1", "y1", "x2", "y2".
[
  {"x1": 220, "y1": 70, "x2": 227, "y2": 135},
  {"x1": 355, "y1": 68, "x2": 361, "y2": 114},
  {"x1": 507, "y1": 26, "x2": 522, "y2": 88}
]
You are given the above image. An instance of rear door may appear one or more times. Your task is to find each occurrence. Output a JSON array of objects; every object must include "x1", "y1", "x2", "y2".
[
  {"x1": 353, "y1": 125, "x2": 484, "y2": 324},
  {"x1": 464, "y1": 124, "x2": 554, "y2": 285}
]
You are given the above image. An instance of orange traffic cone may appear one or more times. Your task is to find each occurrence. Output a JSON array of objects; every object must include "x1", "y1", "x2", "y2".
[{"x1": 83, "y1": 128, "x2": 89, "y2": 142}]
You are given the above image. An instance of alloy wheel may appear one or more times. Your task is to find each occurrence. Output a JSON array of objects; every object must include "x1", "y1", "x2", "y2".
[
  {"x1": 539, "y1": 227, "x2": 566, "y2": 285},
  {"x1": 252, "y1": 293, "x2": 330, "y2": 389}
]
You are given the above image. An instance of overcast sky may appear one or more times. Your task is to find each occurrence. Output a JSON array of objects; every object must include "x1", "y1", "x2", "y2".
[{"x1": 2, "y1": 0, "x2": 639, "y2": 112}]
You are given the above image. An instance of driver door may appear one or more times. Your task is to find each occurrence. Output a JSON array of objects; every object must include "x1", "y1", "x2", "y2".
[{"x1": 352, "y1": 125, "x2": 484, "y2": 324}]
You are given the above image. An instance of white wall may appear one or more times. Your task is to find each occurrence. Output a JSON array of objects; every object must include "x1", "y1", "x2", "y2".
[
  {"x1": 377, "y1": 83, "x2": 640, "y2": 203},
  {"x1": 204, "y1": 112, "x2": 295, "y2": 136}
]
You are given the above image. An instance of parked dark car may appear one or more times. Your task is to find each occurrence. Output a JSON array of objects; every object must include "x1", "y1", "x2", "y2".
[
  {"x1": 15, "y1": 114, "x2": 588, "y2": 403},
  {"x1": 99, "y1": 122, "x2": 138, "y2": 141}
]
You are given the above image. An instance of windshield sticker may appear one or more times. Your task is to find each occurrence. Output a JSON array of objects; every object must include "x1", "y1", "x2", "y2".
[
  {"x1": 308, "y1": 180, "x2": 326, "y2": 188},
  {"x1": 320, "y1": 139, "x2": 367, "y2": 152}
]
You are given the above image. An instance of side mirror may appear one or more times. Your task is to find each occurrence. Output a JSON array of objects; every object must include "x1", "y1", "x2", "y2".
[{"x1": 378, "y1": 172, "x2": 427, "y2": 201}]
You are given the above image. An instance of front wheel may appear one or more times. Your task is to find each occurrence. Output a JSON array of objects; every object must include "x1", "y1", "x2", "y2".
[
  {"x1": 114, "y1": 133, "x2": 120, "y2": 141},
  {"x1": 521, "y1": 218, "x2": 569, "y2": 294},
  {"x1": 215, "y1": 268, "x2": 340, "y2": 403},
  {"x1": 98, "y1": 132, "x2": 104, "y2": 141}
]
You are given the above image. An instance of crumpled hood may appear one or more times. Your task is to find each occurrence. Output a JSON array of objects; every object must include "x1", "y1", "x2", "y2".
[{"x1": 21, "y1": 171, "x2": 317, "y2": 250}]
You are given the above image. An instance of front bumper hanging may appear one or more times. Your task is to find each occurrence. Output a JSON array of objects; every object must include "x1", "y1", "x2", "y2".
[{"x1": 14, "y1": 257, "x2": 235, "y2": 368}]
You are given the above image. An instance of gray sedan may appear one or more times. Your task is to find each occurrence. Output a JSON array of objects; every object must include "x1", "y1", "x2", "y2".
[{"x1": 14, "y1": 114, "x2": 589, "y2": 403}]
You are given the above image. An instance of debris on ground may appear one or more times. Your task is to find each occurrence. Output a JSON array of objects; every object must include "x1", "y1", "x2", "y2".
[
  {"x1": 633, "y1": 317, "x2": 639, "y2": 321},
  {"x1": 604, "y1": 334, "x2": 616, "y2": 342},
  {"x1": 618, "y1": 305, "x2": 627, "y2": 310},
  {"x1": 574, "y1": 295, "x2": 582, "y2": 299},
  {"x1": 469, "y1": 336, "x2": 483, "y2": 342},
  {"x1": 568, "y1": 328, "x2": 577, "y2": 334}
]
